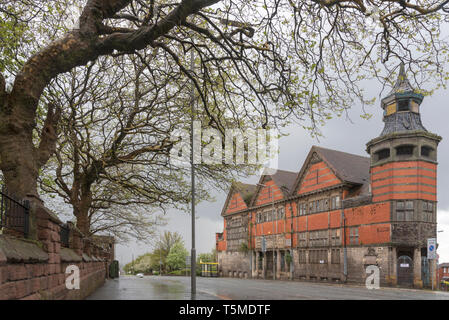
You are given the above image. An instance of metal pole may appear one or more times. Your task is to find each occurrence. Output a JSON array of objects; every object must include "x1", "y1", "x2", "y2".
[
  {"x1": 249, "y1": 212, "x2": 252, "y2": 278},
  {"x1": 190, "y1": 48, "x2": 196, "y2": 298},
  {"x1": 272, "y1": 186, "x2": 275, "y2": 280},
  {"x1": 342, "y1": 196, "x2": 347, "y2": 282},
  {"x1": 436, "y1": 230, "x2": 444, "y2": 290},
  {"x1": 436, "y1": 233, "x2": 438, "y2": 291}
]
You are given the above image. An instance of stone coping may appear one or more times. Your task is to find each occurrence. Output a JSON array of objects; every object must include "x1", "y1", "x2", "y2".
[
  {"x1": 0, "y1": 235, "x2": 48, "y2": 264},
  {"x1": 82, "y1": 253, "x2": 92, "y2": 262},
  {"x1": 60, "y1": 247, "x2": 82, "y2": 262}
]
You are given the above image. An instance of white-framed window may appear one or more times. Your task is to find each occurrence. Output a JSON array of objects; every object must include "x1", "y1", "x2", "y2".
[
  {"x1": 330, "y1": 195, "x2": 341, "y2": 210},
  {"x1": 349, "y1": 227, "x2": 359, "y2": 245},
  {"x1": 298, "y1": 202, "x2": 307, "y2": 216},
  {"x1": 309, "y1": 201, "x2": 315, "y2": 213},
  {"x1": 277, "y1": 207, "x2": 285, "y2": 220},
  {"x1": 324, "y1": 198, "x2": 330, "y2": 211}
]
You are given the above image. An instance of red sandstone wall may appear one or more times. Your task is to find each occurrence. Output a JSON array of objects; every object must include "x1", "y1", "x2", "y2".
[
  {"x1": 0, "y1": 203, "x2": 113, "y2": 300},
  {"x1": 225, "y1": 192, "x2": 248, "y2": 215},
  {"x1": 0, "y1": 260, "x2": 106, "y2": 300},
  {"x1": 247, "y1": 200, "x2": 392, "y2": 247},
  {"x1": 371, "y1": 161, "x2": 437, "y2": 202},
  {"x1": 298, "y1": 161, "x2": 341, "y2": 195},
  {"x1": 254, "y1": 180, "x2": 283, "y2": 206}
]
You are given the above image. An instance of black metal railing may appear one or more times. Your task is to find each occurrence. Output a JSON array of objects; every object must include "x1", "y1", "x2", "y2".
[
  {"x1": 60, "y1": 223, "x2": 70, "y2": 247},
  {"x1": 0, "y1": 187, "x2": 30, "y2": 237}
]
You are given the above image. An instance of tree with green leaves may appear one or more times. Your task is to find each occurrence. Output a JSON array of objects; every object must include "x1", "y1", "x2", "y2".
[
  {"x1": 148, "y1": 231, "x2": 185, "y2": 273},
  {"x1": 166, "y1": 240, "x2": 189, "y2": 271},
  {"x1": 123, "y1": 252, "x2": 153, "y2": 274},
  {"x1": 197, "y1": 249, "x2": 217, "y2": 263}
]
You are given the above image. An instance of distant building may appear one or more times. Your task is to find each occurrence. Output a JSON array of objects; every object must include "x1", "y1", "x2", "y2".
[
  {"x1": 216, "y1": 64, "x2": 442, "y2": 288},
  {"x1": 92, "y1": 235, "x2": 115, "y2": 262},
  {"x1": 439, "y1": 263, "x2": 449, "y2": 290}
]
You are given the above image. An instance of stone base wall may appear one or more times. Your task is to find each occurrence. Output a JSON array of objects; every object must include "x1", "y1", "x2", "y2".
[
  {"x1": 0, "y1": 259, "x2": 106, "y2": 300},
  {"x1": 217, "y1": 251, "x2": 250, "y2": 278},
  {"x1": 291, "y1": 246, "x2": 393, "y2": 285}
]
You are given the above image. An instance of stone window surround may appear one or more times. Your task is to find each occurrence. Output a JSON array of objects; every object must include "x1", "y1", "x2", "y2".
[{"x1": 296, "y1": 193, "x2": 341, "y2": 216}]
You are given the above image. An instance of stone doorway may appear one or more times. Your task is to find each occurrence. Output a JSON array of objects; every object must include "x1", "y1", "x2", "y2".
[
  {"x1": 265, "y1": 251, "x2": 276, "y2": 279},
  {"x1": 397, "y1": 254, "x2": 414, "y2": 287}
]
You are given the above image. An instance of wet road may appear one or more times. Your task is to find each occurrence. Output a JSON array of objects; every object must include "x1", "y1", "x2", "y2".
[{"x1": 86, "y1": 276, "x2": 449, "y2": 300}]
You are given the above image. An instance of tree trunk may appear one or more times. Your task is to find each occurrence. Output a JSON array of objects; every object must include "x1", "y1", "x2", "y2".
[
  {"x1": 0, "y1": 137, "x2": 39, "y2": 198},
  {"x1": 0, "y1": 96, "x2": 39, "y2": 198},
  {"x1": 0, "y1": 95, "x2": 60, "y2": 198},
  {"x1": 73, "y1": 187, "x2": 93, "y2": 235},
  {"x1": 74, "y1": 206, "x2": 91, "y2": 236}
]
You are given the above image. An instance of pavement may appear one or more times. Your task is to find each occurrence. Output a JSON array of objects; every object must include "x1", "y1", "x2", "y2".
[{"x1": 86, "y1": 275, "x2": 449, "y2": 300}]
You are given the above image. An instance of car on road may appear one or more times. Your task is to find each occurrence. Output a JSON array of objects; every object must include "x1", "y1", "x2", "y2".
[{"x1": 136, "y1": 273, "x2": 144, "y2": 278}]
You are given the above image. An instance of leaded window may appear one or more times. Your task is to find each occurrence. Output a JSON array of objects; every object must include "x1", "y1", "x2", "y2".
[
  {"x1": 349, "y1": 227, "x2": 359, "y2": 245},
  {"x1": 396, "y1": 200, "x2": 414, "y2": 221}
]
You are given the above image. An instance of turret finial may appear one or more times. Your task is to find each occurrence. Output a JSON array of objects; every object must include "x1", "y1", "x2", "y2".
[
  {"x1": 379, "y1": 62, "x2": 426, "y2": 136},
  {"x1": 390, "y1": 62, "x2": 413, "y2": 94}
]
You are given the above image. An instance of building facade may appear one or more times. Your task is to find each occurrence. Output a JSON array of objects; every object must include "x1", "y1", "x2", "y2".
[
  {"x1": 216, "y1": 65, "x2": 442, "y2": 288},
  {"x1": 438, "y1": 263, "x2": 449, "y2": 290}
]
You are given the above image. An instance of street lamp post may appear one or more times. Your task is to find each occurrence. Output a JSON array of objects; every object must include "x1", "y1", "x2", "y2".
[
  {"x1": 437, "y1": 230, "x2": 444, "y2": 290},
  {"x1": 189, "y1": 48, "x2": 196, "y2": 298}
]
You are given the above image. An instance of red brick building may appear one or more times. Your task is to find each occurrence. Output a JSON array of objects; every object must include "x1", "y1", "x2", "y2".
[
  {"x1": 439, "y1": 263, "x2": 449, "y2": 290},
  {"x1": 216, "y1": 65, "x2": 442, "y2": 288}
]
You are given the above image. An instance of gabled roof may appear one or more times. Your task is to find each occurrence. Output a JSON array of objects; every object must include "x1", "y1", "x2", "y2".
[
  {"x1": 292, "y1": 146, "x2": 371, "y2": 194},
  {"x1": 220, "y1": 182, "x2": 256, "y2": 216},
  {"x1": 233, "y1": 182, "x2": 257, "y2": 205},
  {"x1": 271, "y1": 169, "x2": 298, "y2": 195},
  {"x1": 249, "y1": 169, "x2": 298, "y2": 207}
]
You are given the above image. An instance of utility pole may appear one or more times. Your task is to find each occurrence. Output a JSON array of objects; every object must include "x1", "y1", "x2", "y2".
[
  {"x1": 189, "y1": 48, "x2": 196, "y2": 299},
  {"x1": 437, "y1": 230, "x2": 444, "y2": 290},
  {"x1": 271, "y1": 185, "x2": 275, "y2": 280},
  {"x1": 341, "y1": 195, "x2": 347, "y2": 282}
]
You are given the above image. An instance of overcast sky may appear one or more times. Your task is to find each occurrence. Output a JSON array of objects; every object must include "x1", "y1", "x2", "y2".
[{"x1": 116, "y1": 78, "x2": 449, "y2": 268}]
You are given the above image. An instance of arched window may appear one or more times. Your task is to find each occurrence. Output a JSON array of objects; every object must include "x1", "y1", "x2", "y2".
[
  {"x1": 396, "y1": 145, "x2": 414, "y2": 156},
  {"x1": 375, "y1": 148, "x2": 390, "y2": 161},
  {"x1": 421, "y1": 146, "x2": 434, "y2": 158}
]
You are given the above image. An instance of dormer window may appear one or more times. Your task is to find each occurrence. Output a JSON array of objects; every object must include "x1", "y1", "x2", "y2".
[{"x1": 397, "y1": 99, "x2": 409, "y2": 112}]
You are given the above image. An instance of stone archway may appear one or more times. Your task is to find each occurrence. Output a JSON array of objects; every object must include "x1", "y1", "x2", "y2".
[{"x1": 397, "y1": 255, "x2": 414, "y2": 287}]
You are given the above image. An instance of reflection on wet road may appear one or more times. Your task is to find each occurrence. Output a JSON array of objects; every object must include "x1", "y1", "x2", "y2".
[
  {"x1": 87, "y1": 276, "x2": 218, "y2": 300},
  {"x1": 87, "y1": 275, "x2": 449, "y2": 300}
]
